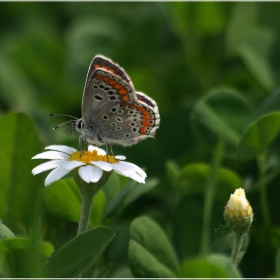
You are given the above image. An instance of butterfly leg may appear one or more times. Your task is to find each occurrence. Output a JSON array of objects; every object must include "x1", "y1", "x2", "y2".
[
  {"x1": 79, "y1": 136, "x2": 88, "y2": 157},
  {"x1": 105, "y1": 143, "x2": 110, "y2": 162},
  {"x1": 110, "y1": 143, "x2": 119, "y2": 163}
]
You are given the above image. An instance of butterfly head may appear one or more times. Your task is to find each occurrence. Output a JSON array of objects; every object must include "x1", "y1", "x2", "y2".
[{"x1": 71, "y1": 118, "x2": 84, "y2": 134}]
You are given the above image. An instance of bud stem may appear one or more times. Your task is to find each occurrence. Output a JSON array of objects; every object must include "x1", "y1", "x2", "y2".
[
  {"x1": 200, "y1": 137, "x2": 225, "y2": 256},
  {"x1": 231, "y1": 233, "x2": 244, "y2": 266}
]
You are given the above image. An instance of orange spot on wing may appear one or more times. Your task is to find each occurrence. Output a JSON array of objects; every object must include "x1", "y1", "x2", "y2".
[
  {"x1": 102, "y1": 66, "x2": 108, "y2": 70},
  {"x1": 140, "y1": 127, "x2": 147, "y2": 135},
  {"x1": 103, "y1": 76, "x2": 110, "y2": 82},
  {"x1": 122, "y1": 95, "x2": 130, "y2": 101},
  {"x1": 142, "y1": 115, "x2": 152, "y2": 121},
  {"x1": 141, "y1": 121, "x2": 151, "y2": 127},
  {"x1": 94, "y1": 64, "x2": 100, "y2": 69},
  {"x1": 95, "y1": 74, "x2": 103, "y2": 80},
  {"x1": 109, "y1": 79, "x2": 117, "y2": 85},
  {"x1": 129, "y1": 104, "x2": 137, "y2": 108},
  {"x1": 114, "y1": 83, "x2": 123, "y2": 89},
  {"x1": 137, "y1": 107, "x2": 149, "y2": 114},
  {"x1": 119, "y1": 88, "x2": 128, "y2": 95},
  {"x1": 108, "y1": 69, "x2": 115, "y2": 73}
]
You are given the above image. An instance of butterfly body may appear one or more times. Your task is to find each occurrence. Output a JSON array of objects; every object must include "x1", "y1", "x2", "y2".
[{"x1": 72, "y1": 55, "x2": 160, "y2": 147}]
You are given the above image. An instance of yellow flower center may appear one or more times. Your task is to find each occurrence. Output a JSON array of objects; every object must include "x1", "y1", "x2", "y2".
[{"x1": 70, "y1": 150, "x2": 118, "y2": 164}]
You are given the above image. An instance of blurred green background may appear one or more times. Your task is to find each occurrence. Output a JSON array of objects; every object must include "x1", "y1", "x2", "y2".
[{"x1": 2, "y1": 2, "x2": 280, "y2": 278}]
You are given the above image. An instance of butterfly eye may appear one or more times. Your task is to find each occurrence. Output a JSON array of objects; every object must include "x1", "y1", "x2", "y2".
[{"x1": 77, "y1": 120, "x2": 83, "y2": 129}]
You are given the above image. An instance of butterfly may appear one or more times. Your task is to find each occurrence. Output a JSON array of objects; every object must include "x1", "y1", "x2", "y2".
[{"x1": 51, "y1": 55, "x2": 160, "y2": 149}]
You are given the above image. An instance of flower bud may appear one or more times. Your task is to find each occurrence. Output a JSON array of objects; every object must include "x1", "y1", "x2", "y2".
[{"x1": 224, "y1": 188, "x2": 253, "y2": 234}]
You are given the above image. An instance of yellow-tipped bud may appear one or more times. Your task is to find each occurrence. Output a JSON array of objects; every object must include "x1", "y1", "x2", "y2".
[{"x1": 224, "y1": 188, "x2": 253, "y2": 234}]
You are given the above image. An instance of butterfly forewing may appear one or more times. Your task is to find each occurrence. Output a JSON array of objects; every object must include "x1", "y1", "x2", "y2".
[{"x1": 77, "y1": 55, "x2": 160, "y2": 146}]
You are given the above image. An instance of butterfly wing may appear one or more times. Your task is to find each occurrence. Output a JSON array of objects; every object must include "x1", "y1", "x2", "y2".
[
  {"x1": 83, "y1": 55, "x2": 132, "y2": 101},
  {"x1": 81, "y1": 56, "x2": 160, "y2": 146}
]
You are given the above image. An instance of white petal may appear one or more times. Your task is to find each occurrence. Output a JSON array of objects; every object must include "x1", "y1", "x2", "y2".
[
  {"x1": 91, "y1": 161, "x2": 113, "y2": 172},
  {"x1": 44, "y1": 167, "x2": 70, "y2": 186},
  {"x1": 78, "y1": 165, "x2": 103, "y2": 183},
  {"x1": 113, "y1": 162, "x2": 146, "y2": 183},
  {"x1": 115, "y1": 155, "x2": 126, "y2": 160},
  {"x1": 32, "y1": 160, "x2": 64, "y2": 175},
  {"x1": 45, "y1": 145, "x2": 77, "y2": 154},
  {"x1": 61, "y1": 160, "x2": 85, "y2": 170},
  {"x1": 118, "y1": 161, "x2": 147, "y2": 178},
  {"x1": 89, "y1": 166, "x2": 103, "y2": 183},
  {"x1": 32, "y1": 151, "x2": 70, "y2": 160},
  {"x1": 88, "y1": 145, "x2": 106, "y2": 155},
  {"x1": 128, "y1": 172, "x2": 146, "y2": 184}
]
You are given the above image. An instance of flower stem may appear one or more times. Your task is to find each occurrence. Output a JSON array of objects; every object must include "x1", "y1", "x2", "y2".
[
  {"x1": 72, "y1": 168, "x2": 112, "y2": 236},
  {"x1": 200, "y1": 137, "x2": 225, "y2": 256},
  {"x1": 231, "y1": 233, "x2": 244, "y2": 266},
  {"x1": 77, "y1": 186, "x2": 96, "y2": 235}
]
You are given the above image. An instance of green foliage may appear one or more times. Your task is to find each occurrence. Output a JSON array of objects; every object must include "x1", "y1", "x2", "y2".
[
  {"x1": 129, "y1": 217, "x2": 178, "y2": 278},
  {"x1": 0, "y1": 238, "x2": 54, "y2": 277},
  {"x1": 178, "y1": 254, "x2": 241, "y2": 278},
  {"x1": 191, "y1": 88, "x2": 254, "y2": 158},
  {"x1": 1, "y1": 2, "x2": 280, "y2": 277},
  {"x1": 44, "y1": 227, "x2": 114, "y2": 278}
]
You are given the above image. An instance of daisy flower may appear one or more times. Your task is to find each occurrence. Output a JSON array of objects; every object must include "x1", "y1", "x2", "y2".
[{"x1": 32, "y1": 145, "x2": 147, "y2": 186}]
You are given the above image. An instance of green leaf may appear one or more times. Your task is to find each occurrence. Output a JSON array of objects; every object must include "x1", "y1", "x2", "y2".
[
  {"x1": 0, "y1": 112, "x2": 44, "y2": 228},
  {"x1": 178, "y1": 257, "x2": 227, "y2": 278},
  {"x1": 226, "y1": 3, "x2": 276, "y2": 91},
  {"x1": 44, "y1": 178, "x2": 81, "y2": 223},
  {"x1": 102, "y1": 180, "x2": 136, "y2": 220},
  {"x1": 44, "y1": 178, "x2": 106, "y2": 226},
  {"x1": 0, "y1": 221, "x2": 14, "y2": 239},
  {"x1": 0, "y1": 238, "x2": 54, "y2": 278},
  {"x1": 129, "y1": 216, "x2": 178, "y2": 278},
  {"x1": 195, "y1": 2, "x2": 225, "y2": 35},
  {"x1": 207, "y1": 254, "x2": 242, "y2": 278},
  {"x1": 261, "y1": 87, "x2": 280, "y2": 115},
  {"x1": 237, "y1": 112, "x2": 280, "y2": 159},
  {"x1": 178, "y1": 163, "x2": 242, "y2": 203},
  {"x1": 178, "y1": 254, "x2": 242, "y2": 278},
  {"x1": 44, "y1": 227, "x2": 114, "y2": 278},
  {"x1": 235, "y1": 27, "x2": 275, "y2": 92},
  {"x1": 165, "y1": 160, "x2": 180, "y2": 189},
  {"x1": 191, "y1": 88, "x2": 253, "y2": 158},
  {"x1": 102, "y1": 172, "x2": 122, "y2": 206},
  {"x1": 125, "y1": 178, "x2": 159, "y2": 206}
]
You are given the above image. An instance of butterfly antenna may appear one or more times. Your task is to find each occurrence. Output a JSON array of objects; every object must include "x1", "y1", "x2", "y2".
[
  {"x1": 51, "y1": 119, "x2": 77, "y2": 130},
  {"x1": 49, "y1": 113, "x2": 78, "y2": 130},
  {"x1": 49, "y1": 113, "x2": 78, "y2": 119}
]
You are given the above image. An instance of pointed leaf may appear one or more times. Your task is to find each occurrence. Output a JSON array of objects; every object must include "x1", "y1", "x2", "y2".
[
  {"x1": 0, "y1": 238, "x2": 54, "y2": 278},
  {"x1": 0, "y1": 112, "x2": 44, "y2": 228},
  {"x1": 125, "y1": 178, "x2": 159, "y2": 206},
  {"x1": 237, "y1": 112, "x2": 280, "y2": 159},
  {"x1": 129, "y1": 216, "x2": 178, "y2": 278},
  {"x1": 178, "y1": 254, "x2": 241, "y2": 278},
  {"x1": 44, "y1": 178, "x2": 81, "y2": 222},
  {"x1": 44, "y1": 178, "x2": 106, "y2": 226},
  {"x1": 178, "y1": 163, "x2": 242, "y2": 203},
  {"x1": 191, "y1": 88, "x2": 253, "y2": 158},
  {"x1": 102, "y1": 180, "x2": 136, "y2": 220},
  {"x1": 44, "y1": 227, "x2": 114, "y2": 278}
]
